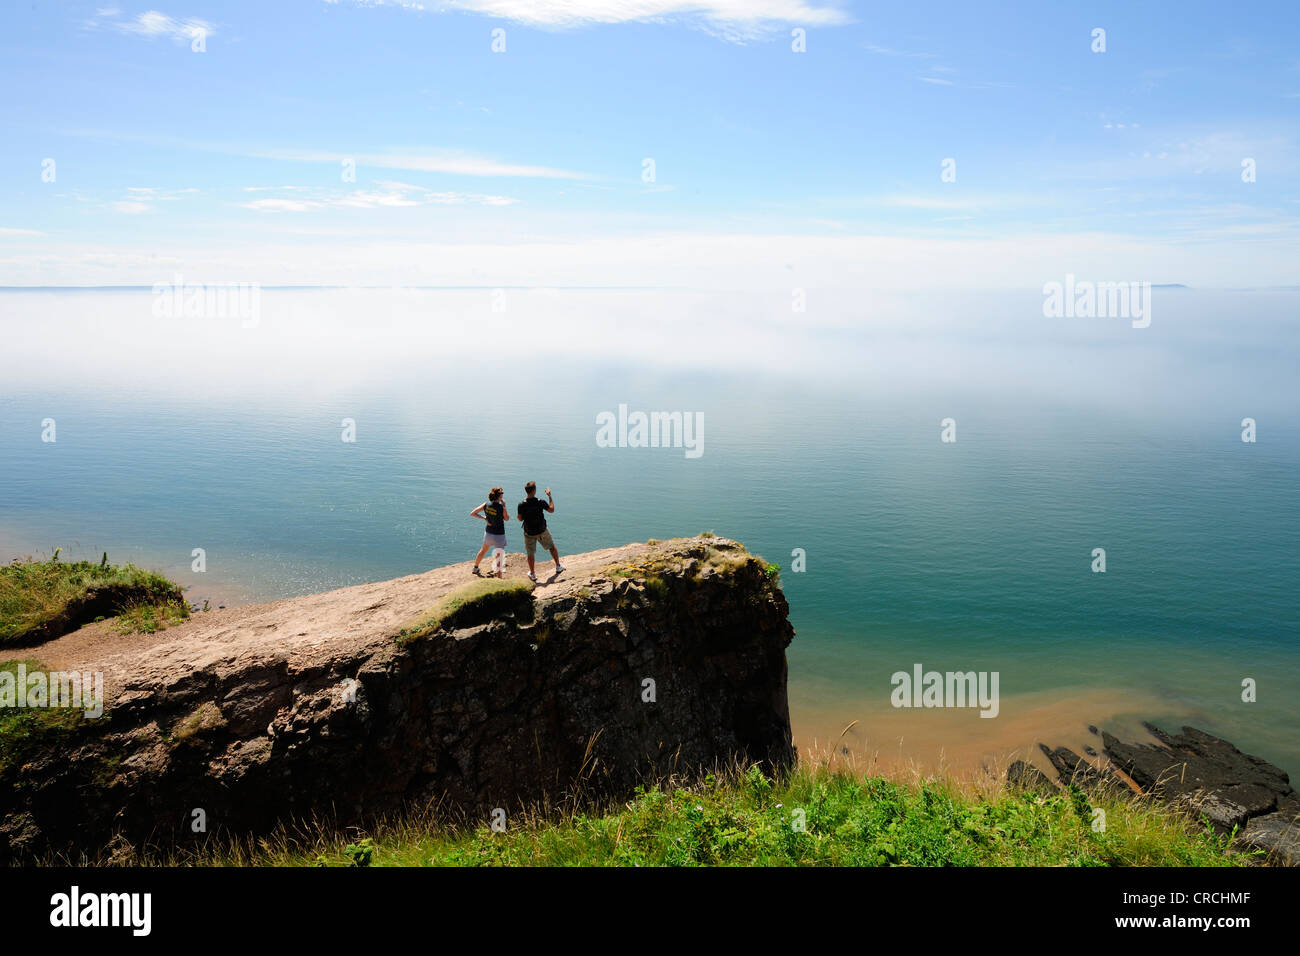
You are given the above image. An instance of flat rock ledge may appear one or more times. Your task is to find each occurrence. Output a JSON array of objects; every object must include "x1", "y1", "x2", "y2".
[{"x1": 1008, "y1": 723, "x2": 1300, "y2": 866}]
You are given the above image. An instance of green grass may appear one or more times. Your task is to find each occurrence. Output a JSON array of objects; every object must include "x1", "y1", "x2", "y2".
[
  {"x1": 395, "y1": 577, "x2": 535, "y2": 643},
  {"x1": 605, "y1": 543, "x2": 761, "y2": 588},
  {"x1": 0, "y1": 552, "x2": 185, "y2": 647},
  {"x1": 147, "y1": 761, "x2": 1244, "y2": 867},
  {"x1": 111, "y1": 599, "x2": 190, "y2": 635}
]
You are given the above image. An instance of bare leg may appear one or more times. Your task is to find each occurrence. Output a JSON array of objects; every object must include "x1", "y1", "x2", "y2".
[
  {"x1": 549, "y1": 546, "x2": 562, "y2": 571},
  {"x1": 527, "y1": 552, "x2": 536, "y2": 575},
  {"x1": 473, "y1": 541, "x2": 490, "y2": 569}
]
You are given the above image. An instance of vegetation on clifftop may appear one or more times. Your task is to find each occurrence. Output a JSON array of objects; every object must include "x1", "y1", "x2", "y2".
[
  {"x1": 144, "y1": 761, "x2": 1242, "y2": 868},
  {"x1": 0, "y1": 553, "x2": 186, "y2": 647},
  {"x1": 396, "y1": 577, "x2": 535, "y2": 643}
]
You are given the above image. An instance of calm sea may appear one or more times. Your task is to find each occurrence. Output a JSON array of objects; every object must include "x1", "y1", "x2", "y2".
[{"x1": 3, "y1": 287, "x2": 1297, "y2": 773}]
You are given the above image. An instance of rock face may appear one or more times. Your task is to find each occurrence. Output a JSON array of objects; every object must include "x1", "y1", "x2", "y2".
[
  {"x1": 1010, "y1": 723, "x2": 1300, "y2": 866},
  {"x1": 0, "y1": 537, "x2": 795, "y2": 862}
]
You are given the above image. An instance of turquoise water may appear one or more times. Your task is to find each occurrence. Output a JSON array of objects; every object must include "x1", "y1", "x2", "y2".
[{"x1": 2, "y1": 288, "x2": 1297, "y2": 772}]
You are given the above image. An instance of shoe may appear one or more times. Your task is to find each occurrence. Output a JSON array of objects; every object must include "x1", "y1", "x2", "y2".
[
  {"x1": 472, "y1": 566, "x2": 482, "y2": 576},
  {"x1": 555, "y1": 564, "x2": 566, "y2": 575},
  {"x1": 527, "y1": 572, "x2": 537, "y2": 582}
]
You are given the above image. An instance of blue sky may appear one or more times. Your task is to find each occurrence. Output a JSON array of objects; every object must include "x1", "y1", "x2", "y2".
[{"x1": 1, "y1": 1, "x2": 1298, "y2": 286}]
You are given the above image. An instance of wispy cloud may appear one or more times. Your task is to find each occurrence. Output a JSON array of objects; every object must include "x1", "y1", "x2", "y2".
[
  {"x1": 106, "y1": 186, "x2": 198, "y2": 214},
  {"x1": 863, "y1": 42, "x2": 1009, "y2": 89},
  {"x1": 252, "y1": 147, "x2": 588, "y2": 180},
  {"x1": 84, "y1": 8, "x2": 216, "y2": 43},
  {"x1": 126, "y1": 186, "x2": 198, "y2": 200},
  {"x1": 237, "y1": 182, "x2": 519, "y2": 211},
  {"x1": 330, "y1": 0, "x2": 853, "y2": 40},
  {"x1": 862, "y1": 41, "x2": 936, "y2": 58},
  {"x1": 0, "y1": 227, "x2": 45, "y2": 237},
  {"x1": 880, "y1": 195, "x2": 997, "y2": 211},
  {"x1": 240, "y1": 198, "x2": 323, "y2": 213}
]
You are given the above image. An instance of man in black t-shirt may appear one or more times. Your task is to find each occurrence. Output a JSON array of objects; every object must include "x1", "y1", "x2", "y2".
[{"x1": 517, "y1": 481, "x2": 565, "y2": 581}]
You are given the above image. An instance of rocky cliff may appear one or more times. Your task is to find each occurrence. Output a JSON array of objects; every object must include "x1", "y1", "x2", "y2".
[{"x1": 0, "y1": 536, "x2": 795, "y2": 862}]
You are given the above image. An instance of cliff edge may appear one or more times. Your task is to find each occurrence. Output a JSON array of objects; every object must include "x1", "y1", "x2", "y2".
[{"x1": 1, "y1": 536, "x2": 795, "y2": 862}]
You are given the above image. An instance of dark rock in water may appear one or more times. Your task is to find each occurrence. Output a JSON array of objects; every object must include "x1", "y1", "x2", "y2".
[
  {"x1": 1087, "y1": 725, "x2": 1099, "y2": 736},
  {"x1": 1038, "y1": 744, "x2": 1132, "y2": 795},
  {"x1": 1006, "y1": 759, "x2": 1057, "y2": 793},
  {"x1": 1102, "y1": 724, "x2": 1299, "y2": 838},
  {"x1": 1083, "y1": 745, "x2": 1098, "y2": 757},
  {"x1": 0, "y1": 536, "x2": 796, "y2": 863},
  {"x1": 1021, "y1": 722, "x2": 1300, "y2": 865}
]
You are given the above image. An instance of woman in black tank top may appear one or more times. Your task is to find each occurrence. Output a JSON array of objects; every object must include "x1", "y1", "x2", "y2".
[{"x1": 470, "y1": 487, "x2": 509, "y2": 576}]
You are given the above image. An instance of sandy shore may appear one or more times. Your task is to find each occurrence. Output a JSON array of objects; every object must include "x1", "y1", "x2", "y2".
[{"x1": 791, "y1": 688, "x2": 1173, "y2": 781}]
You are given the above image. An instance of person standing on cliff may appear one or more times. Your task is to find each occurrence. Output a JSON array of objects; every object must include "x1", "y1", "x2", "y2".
[
  {"x1": 470, "y1": 487, "x2": 510, "y2": 577},
  {"x1": 517, "y1": 481, "x2": 565, "y2": 582}
]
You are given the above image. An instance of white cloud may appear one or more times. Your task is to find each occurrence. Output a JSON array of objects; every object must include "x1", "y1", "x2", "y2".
[
  {"x1": 126, "y1": 186, "x2": 198, "y2": 200},
  {"x1": 0, "y1": 227, "x2": 45, "y2": 237},
  {"x1": 424, "y1": 191, "x2": 518, "y2": 206},
  {"x1": 335, "y1": 190, "x2": 424, "y2": 208},
  {"x1": 326, "y1": 0, "x2": 425, "y2": 9},
  {"x1": 253, "y1": 147, "x2": 587, "y2": 180},
  {"x1": 100, "y1": 186, "x2": 197, "y2": 214},
  {"x1": 880, "y1": 195, "x2": 988, "y2": 211},
  {"x1": 237, "y1": 184, "x2": 519, "y2": 211},
  {"x1": 85, "y1": 8, "x2": 216, "y2": 43},
  {"x1": 333, "y1": 0, "x2": 851, "y2": 38},
  {"x1": 240, "y1": 198, "x2": 325, "y2": 212}
]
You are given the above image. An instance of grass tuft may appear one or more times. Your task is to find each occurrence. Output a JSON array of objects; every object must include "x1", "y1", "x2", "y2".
[
  {"x1": 0, "y1": 555, "x2": 184, "y2": 647},
  {"x1": 396, "y1": 578, "x2": 534, "y2": 643},
  {"x1": 111, "y1": 599, "x2": 190, "y2": 635}
]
